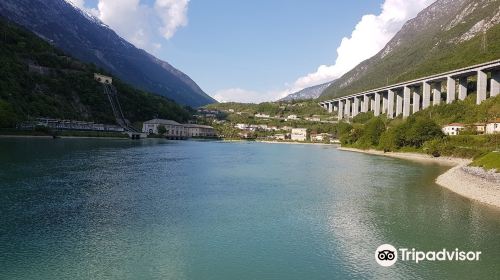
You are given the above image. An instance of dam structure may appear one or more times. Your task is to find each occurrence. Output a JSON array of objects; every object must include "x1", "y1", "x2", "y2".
[{"x1": 319, "y1": 59, "x2": 500, "y2": 120}]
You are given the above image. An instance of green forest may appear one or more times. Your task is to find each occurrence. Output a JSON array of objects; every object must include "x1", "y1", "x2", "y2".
[
  {"x1": 336, "y1": 95, "x2": 500, "y2": 159},
  {"x1": 0, "y1": 19, "x2": 193, "y2": 129}
]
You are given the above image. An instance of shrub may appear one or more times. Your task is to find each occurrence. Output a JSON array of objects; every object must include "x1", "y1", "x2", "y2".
[
  {"x1": 357, "y1": 117, "x2": 385, "y2": 147},
  {"x1": 157, "y1": 125, "x2": 167, "y2": 135}
]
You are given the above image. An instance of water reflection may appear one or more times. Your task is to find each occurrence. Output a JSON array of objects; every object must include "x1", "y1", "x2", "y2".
[{"x1": 1, "y1": 139, "x2": 500, "y2": 279}]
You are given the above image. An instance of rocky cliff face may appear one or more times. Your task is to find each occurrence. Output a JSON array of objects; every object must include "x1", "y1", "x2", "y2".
[
  {"x1": 321, "y1": 0, "x2": 500, "y2": 99},
  {"x1": 0, "y1": 0, "x2": 216, "y2": 107},
  {"x1": 280, "y1": 81, "x2": 334, "y2": 101}
]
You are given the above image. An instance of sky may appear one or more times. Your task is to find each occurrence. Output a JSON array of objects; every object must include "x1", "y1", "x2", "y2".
[{"x1": 68, "y1": 0, "x2": 435, "y2": 103}]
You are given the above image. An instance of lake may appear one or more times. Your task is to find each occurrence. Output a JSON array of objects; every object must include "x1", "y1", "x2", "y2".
[{"x1": 1, "y1": 138, "x2": 500, "y2": 279}]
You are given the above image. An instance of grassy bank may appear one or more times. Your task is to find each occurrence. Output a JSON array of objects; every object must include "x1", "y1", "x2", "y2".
[{"x1": 471, "y1": 152, "x2": 500, "y2": 171}]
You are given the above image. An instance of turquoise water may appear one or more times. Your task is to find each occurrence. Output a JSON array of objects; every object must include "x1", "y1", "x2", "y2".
[{"x1": 1, "y1": 138, "x2": 500, "y2": 279}]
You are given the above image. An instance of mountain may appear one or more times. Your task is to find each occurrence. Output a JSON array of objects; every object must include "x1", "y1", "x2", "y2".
[
  {"x1": 280, "y1": 81, "x2": 333, "y2": 101},
  {"x1": 0, "y1": 0, "x2": 216, "y2": 107},
  {"x1": 0, "y1": 19, "x2": 193, "y2": 128},
  {"x1": 321, "y1": 0, "x2": 500, "y2": 99}
]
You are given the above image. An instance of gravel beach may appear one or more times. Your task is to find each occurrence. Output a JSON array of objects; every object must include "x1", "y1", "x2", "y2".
[{"x1": 338, "y1": 147, "x2": 500, "y2": 208}]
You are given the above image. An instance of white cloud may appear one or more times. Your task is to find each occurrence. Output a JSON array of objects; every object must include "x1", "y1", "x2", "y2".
[
  {"x1": 211, "y1": 0, "x2": 434, "y2": 103},
  {"x1": 155, "y1": 0, "x2": 189, "y2": 39},
  {"x1": 65, "y1": 0, "x2": 190, "y2": 53},
  {"x1": 292, "y1": 0, "x2": 435, "y2": 90}
]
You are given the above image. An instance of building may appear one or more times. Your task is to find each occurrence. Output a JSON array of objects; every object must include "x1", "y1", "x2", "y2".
[
  {"x1": 286, "y1": 115, "x2": 299, "y2": 120},
  {"x1": 183, "y1": 124, "x2": 217, "y2": 137},
  {"x1": 21, "y1": 118, "x2": 124, "y2": 132},
  {"x1": 94, "y1": 73, "x2": 112, "y2": 84},
  {"x1": 469, "y1": 123, "x2": 486, "y2": 134},
  {"x1": 143, "y1": 119, "x2": 185, "y2": 138},
  {"x1": 291, "y1": 128, "x2": 308, "y2": 141},
  {"x1": 235, "y1": 123, "x2": 249, "y2": 130},
  {"x1": 486, "y1": 119, "x2": 500, "y2": 134},
  {"x1": 238, "y1": 131, "x2": 255, "y2": 139},
  {"x1": 255, "y1": 113, "x2": 271, "y2": 118},
  {"x1": 442, "y1": 123, "x2": 465, "y2": 136},
  {"x1": 272, "y1": 134, "x2": 286, "y2": 140},
  {"x1": 312, "y1": 133, "x2": 332, "y2": 142},
  {"x1": 143, "y1": 119, "x2": 216, "y2": 139},
  {"x1": 305, "y1": 116, "x2": 321, "y2": 122}
]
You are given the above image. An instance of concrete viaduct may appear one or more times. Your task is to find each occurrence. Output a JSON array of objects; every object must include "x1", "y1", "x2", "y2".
[{"x1": 319, "y1": 59, "x2": 500, "y2": 120}]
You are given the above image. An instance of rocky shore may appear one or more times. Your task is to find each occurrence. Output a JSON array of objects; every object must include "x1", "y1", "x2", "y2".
[{"x1": 436, "y1": 164, "x2": 500, "y2": 208}]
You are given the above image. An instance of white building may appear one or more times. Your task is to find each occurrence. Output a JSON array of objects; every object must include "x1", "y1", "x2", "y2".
[
  {"x1": 143, "y1": 119, "x2": 216, "y2": 139},
  {"x1": 305, "y1": 117, "x2": 321, "y2": 122},
  {"x1": 291, "y1": 128, "x2": 308, "y2": 141},
  {"x1": 442, "y1": 123, "x2": 465, "y2": 136},
  {"x1": 183, "y1": 124, "x2": 217, "y2": 137},
  {"x1": 255, "y1": 113, "x2": 270, "y2": 118},
  {"x1": 312, "y1": 133, "x2": 331, "y2": 142},
  {"x1": 94, "y1": 73, "x2": 112, "y2": 84},
  {"x1": 469, "y1": 123, "x2": 486, "y2": 134},
  {"x1": 287, "y1": 115, "x2": 299, "y2": 120},
  {"x1": 486, "y1": 119, "x2": 500, "y2": 134},
  {"x1": 143, "y1": 119, "x2": 186, "y2": 138},
  {"x1": 235, "y1": 123, "x2": 249, "y2": 130}
]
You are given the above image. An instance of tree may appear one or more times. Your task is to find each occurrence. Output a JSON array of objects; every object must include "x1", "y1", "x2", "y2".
[
  {"x1": 378, "y1": 128, "x2": 398, "y2": 152},
  {"x1": 404, "y1": 117, "x2": 444, "y2": 147},
  {"x1": 357, "y1": 117, "x2": 386, "y2": 147},
  {"x1": 0, "y1": 100, "x2": 17, "y2": 128},
  {"x1": 157, "y1": 125, "x2": 166, "y2": 135}
]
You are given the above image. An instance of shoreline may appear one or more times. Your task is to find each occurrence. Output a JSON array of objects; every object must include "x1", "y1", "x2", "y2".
[
  {"x1": 338, "y1": 146, "x2": 500, "y2": 208},
  {"x1": 337, "y1": 147, "x2": 468, "y2": 166},
  {"x1": 256, "y1": 140, "x2": 339, "y2": 146}
]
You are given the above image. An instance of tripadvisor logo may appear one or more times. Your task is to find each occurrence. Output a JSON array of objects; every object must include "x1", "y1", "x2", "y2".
[
  {"x1": 375, "y1": 244, "x2": 397, "y2": 267},
  {"x1": 375, "y1": 244, "x2": 482, "y2": 267}
]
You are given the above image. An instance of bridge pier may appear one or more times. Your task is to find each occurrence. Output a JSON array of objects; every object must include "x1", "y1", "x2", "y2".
[
  {"x1": 403, "y1": 86, "x2": 411, "y2": 118},
  {"x1": 387, "y1": 89, "x2": 395, "y2": 118},
  {"x1": 338, "y1": 100, "x2": 344, "y2": 120},
  {"x1": 492, "y1": 71, "x2": 500, "y2": 97},
  {"x1": 432, "y1": 82, "x2": 441, "y2": 106},
  {"x1": 458, "y1": 77, "x2": 468, "y2": 100},
  {"x1": 413, "y1": 88, "x2": 421, "y2": 114},
  {"x1": 477, "y1": 69, "x2": 487, "y2": 104},
  {"x1": 364, "y1": 95, "x2": 370, "y2": 112},
  {"x1": 352, "y1": 97, "x2": 359, "y2": 116},
  {"x1": 447, "y1": 77, "x2": 456, "y2": 104},
  {"x1": 345, "y1": 99, "x2": 351, "y2": 118},
  {"x1": 422, "y1": 81, "x2": 431, "y2": 109},
  {"x1": 374, "y1": 92, "x2": 381, "y2": 116},
  {"x1": 382, "y1": 93, "x2": 388, "y2": 115},
  {"x1": 396, "y1": 91, "x2": 403, "y2": 117}
]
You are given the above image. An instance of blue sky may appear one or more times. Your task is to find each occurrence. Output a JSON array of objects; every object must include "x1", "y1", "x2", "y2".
[
  {"x1": 70, "y1": 0, "x2": 434, "y2": 103},
  {"x1": 165, "y1": 1, "x2": 379, "y2": 95}
]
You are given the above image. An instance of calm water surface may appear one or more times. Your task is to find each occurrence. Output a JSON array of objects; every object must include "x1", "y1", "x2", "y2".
[{"x1": 1, "y1": 138, "x2": 500, "y2": 279}]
